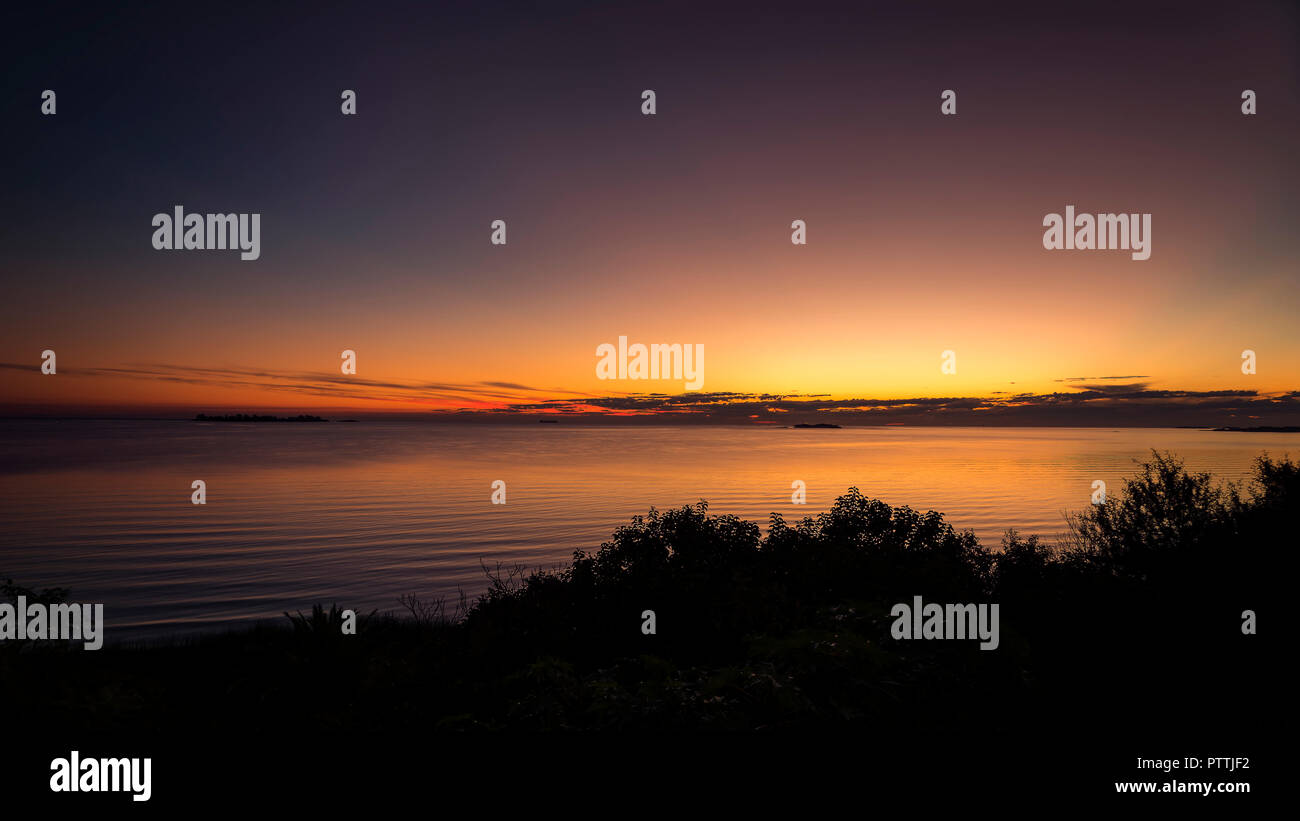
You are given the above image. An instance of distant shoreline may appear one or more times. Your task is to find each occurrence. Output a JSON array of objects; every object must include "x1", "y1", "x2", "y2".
[
  {"x1": 1210, "y1": 426, "x2": 1300, "y2": 433},
  {"x1": 193, "y1": 414, "x2": 327, "y2": 423}
]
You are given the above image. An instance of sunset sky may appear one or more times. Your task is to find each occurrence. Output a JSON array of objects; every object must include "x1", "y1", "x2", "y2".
[{"x1": 3, "y1": 0, "x2": 1297, "y2": 423}]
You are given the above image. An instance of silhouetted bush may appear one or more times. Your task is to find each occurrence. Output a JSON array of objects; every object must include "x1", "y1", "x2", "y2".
[{"x1": 1, "y1": 451, "x2": 1285, "y2": 736}]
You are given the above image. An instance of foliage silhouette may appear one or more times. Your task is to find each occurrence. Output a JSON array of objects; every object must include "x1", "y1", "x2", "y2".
[{"x1": 1, "y1": 451, "x2": 1284, "y2": 737}]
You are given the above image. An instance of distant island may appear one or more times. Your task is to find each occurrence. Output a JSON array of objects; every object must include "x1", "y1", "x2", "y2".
[
  {"x1": 539, "y1": 419, "x2": 559, "y2": 423},
  {"x1": 1213, "y1": 426, "x2": 1300, "y2": 433},
  {"x1": 792, "y1": 423, "x2": 842, "y2": 429},
  {"x1": 194, "y1": 413, "x2": 327, "y2": 423}
]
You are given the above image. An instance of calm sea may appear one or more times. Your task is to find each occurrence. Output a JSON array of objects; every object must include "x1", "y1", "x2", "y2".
[{"x1": 0, "y1": 421, "x2": 1292, "y2": 640}]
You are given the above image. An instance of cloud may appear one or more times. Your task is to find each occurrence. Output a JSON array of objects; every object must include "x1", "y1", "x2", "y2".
[
  {"x1": 451, "y1": 388, "x2": 1300, "y2": 427},
  {"x1": 0, "y1": 361, "x2": 575, "y2": 407},
  {"x1": 1065, "y1": 382, "x2": 1151, "y2": 394},
  {"x1": 1055, "y1": 375, "x2": 1151, "y2": 382},
  {"x1": 3, "y1": 362, "x2": 1298, "y2": 426}
]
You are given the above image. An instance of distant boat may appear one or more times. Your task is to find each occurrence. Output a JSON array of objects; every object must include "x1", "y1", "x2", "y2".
[{"x1": 792, "y1": 423, "x2": 841, "y2": 429}]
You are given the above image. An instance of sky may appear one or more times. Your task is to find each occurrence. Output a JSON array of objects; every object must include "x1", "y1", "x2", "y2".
[{"x1": 2, "y1": 0, "x2": 1298, "y2": 424}]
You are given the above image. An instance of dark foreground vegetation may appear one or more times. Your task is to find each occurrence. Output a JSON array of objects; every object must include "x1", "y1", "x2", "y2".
[{"x1": 1, "y1": 452, "x2": 1282, "y2": 741}]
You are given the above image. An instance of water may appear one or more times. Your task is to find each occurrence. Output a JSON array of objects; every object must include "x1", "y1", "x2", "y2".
[{"x1": 0, "y1": 420, "x2": 1292, "y2": 640}]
